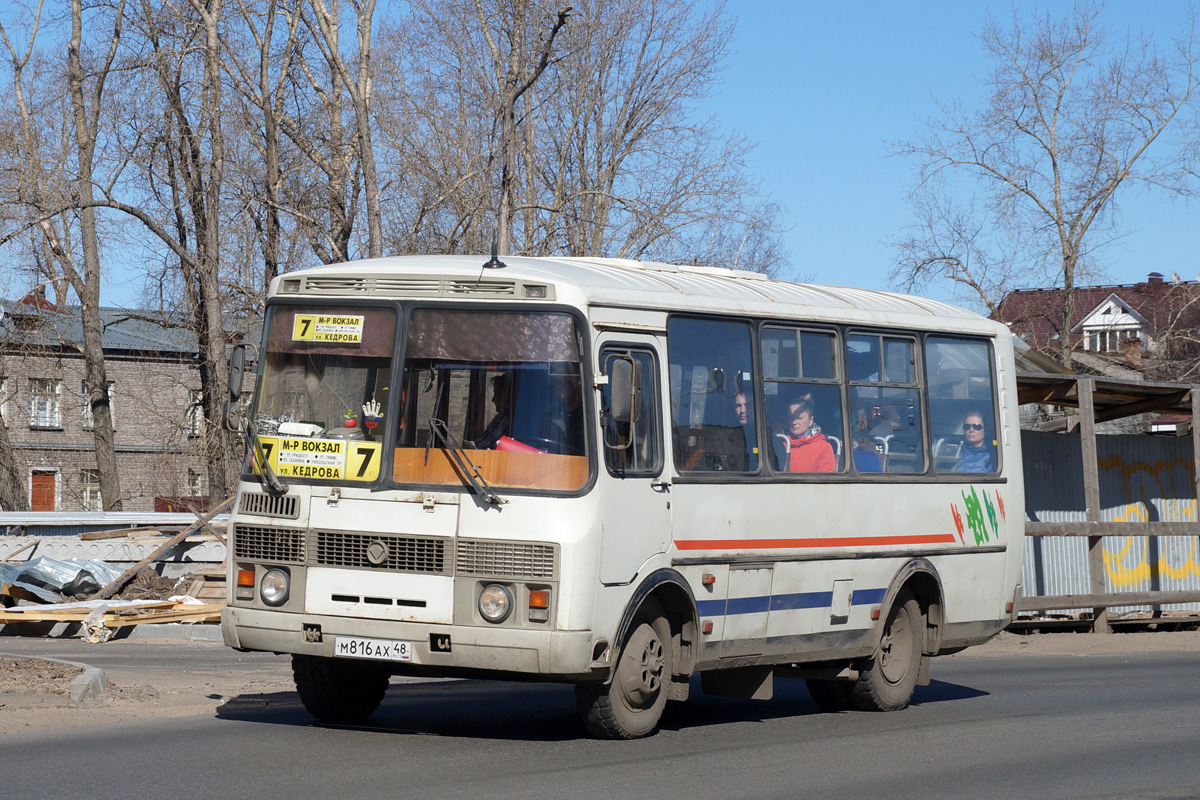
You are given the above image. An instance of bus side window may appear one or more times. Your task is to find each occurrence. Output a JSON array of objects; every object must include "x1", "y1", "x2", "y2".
[
  {"x1": 925, "y1": 337, "x2": 999, "y2": 474},
  {"x1": 600, "y1": 348, "x2": 661, "y2": 476},
  {"x1": 666, "y1": 317, "x2": 757, "y2": 474}
]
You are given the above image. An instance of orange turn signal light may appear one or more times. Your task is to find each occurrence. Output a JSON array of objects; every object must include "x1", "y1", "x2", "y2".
[
  {"x1": 237, "y1": 569, "x2": 255, "y2": 587},
  {"x1": 870, "y1": 608, "x2": 881, "y2": 621},
  {"x1": 529, "y1": 590, "x2": 550, "y2": 609},
  {"x1": 701, "y1": 573, "x2": 716, "y2": 586}
]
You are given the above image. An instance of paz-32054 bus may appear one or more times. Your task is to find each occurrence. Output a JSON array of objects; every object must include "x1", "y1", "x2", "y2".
[{"x1": 221, "y1": 255, "x2": 1023, "y2": 738}]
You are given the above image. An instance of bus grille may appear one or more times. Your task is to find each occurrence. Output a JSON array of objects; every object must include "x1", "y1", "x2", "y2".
[
  {"x1": 301, "y1": 275, "x2": 518, "y2": 298},
  {"x1": 456, "y1": 540, "x2": 556, "y2": 579},
  {"x1": 233, "y1": 524, "x2": 306, "y2": 564},
  {"x1": 315, "y1": 530, "x2": 449, "y2": 574},
  {"x1": 238, "y1": 491, "x2": 300, "y2": 519}
]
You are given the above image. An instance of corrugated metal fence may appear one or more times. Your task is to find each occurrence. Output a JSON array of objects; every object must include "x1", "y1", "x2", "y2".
[{"x1": 1022, "y1": 430, "x2": 1200, "y2": 613}]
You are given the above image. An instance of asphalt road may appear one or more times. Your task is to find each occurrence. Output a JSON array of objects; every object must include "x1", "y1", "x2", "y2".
[{"x1": 2, "y1": 643, "x2": 1199, "y2": 799}]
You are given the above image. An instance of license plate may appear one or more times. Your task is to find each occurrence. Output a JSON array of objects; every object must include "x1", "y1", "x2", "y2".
[{"x1": 333, "y1": 636, "x2": 413, "y2": 662}]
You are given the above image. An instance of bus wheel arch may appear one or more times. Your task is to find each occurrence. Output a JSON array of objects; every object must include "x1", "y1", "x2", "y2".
[
  {"x1": 575, "y1": 570, "x2": 698, "y2": 739},
  {"x1": 875, "y1": 558, "x2": 945, "y2": 656},
  {"x1": 848, "y1": 560, "x2": 945, "y2": 712}
]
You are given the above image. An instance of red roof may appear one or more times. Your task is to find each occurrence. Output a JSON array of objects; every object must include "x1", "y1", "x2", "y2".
[{"x1": 995, "y1": 273, "x2": 1200, "y2": 353}]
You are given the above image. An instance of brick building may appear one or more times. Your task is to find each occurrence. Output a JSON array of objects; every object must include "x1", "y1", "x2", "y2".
[
  {"x1": 995, "y1": 272, "x2": 1200, "y2": 381},
  {"x1": 0, "y1": 292, "x2": 210, "y2": 511}
]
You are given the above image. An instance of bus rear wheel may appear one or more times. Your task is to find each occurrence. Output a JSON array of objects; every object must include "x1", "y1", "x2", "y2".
[
  {"x1": 850, "y1": 589, "x2": 923, "y2": 711},
  {"x1": 292, "y1": 654, "x2": 390, "y2": 723},
  {"x1": 576, "y1": 608, "x2": 672, "y2": 739}
]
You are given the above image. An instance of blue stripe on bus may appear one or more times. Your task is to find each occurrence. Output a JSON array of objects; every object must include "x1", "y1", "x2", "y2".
[
  {"x1": 851, "y1": 588, "x2": 887, "y2": 605},
  {"x1": 695, "y1": 588, "x2": 888, "y2": 617}
]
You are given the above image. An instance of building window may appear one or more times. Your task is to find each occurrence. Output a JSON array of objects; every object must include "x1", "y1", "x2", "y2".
[
  {"x1": 187, "y1": 390, "x2": 204, "y2": 437},
  {"x1": 1087, "y1": 329, "x2": 1139, "y2": 353},
  {"x1": 80, "y1": 469, "x2": 102, "y2": 511},
  {"x1": 0, "y1": 377, "x2": 6, "y2": 422},
  {"x1": 28, "y1": 379, "x2": 62, "y2": 428},
  {"x1": 81, "y1": 381, "x2": 116, "y2": 431},
  {"x1": 187, "y1": 468, "x2": 203, "y2": 497}
]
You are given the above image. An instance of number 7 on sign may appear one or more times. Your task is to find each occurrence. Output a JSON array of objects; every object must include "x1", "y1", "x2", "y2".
[{"x1": 350, "y1": 443, "x2": 381, "y2": 480}]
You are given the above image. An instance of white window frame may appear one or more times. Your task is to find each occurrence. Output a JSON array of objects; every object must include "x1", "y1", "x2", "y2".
[
  {"x1": 28, "y1": 378, "x2": 62, "y2": 428},
  {"x1": 81, "y1": 381, "x2": 116, "y2": 431},
  {"x1": 187, "y1": 468, "x2": 203, "y2": 497},
  {"x1": 80, "y1": 468, "x2": 102, "y2": 512},
  {"x1": 187, "y1": 389, "x2": 204, "y2": 437}
]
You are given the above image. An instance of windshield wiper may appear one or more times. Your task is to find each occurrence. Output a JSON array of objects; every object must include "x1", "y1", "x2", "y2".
[
  {"x1": 426, "y1": 418, "x2": 506, "y2": 505},
  {"x1": 246, "y1": 420, "x2": 287, "y2": 496}
]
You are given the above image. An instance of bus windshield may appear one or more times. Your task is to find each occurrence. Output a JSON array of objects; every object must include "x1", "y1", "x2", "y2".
[
  {"x1": 394, "y1": 309, "x2": 588, "y2": 492},
  {"x1": 253, "y1": 305, "x2": 396, "y2": 440}
]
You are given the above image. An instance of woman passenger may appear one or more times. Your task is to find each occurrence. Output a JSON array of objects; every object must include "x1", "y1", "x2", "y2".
[{"x1": 785, "y1": 395, "x2": 836, "y2": 473}]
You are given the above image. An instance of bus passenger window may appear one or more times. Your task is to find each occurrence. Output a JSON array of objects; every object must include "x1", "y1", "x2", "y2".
[
  {"x1": 925, "y1": 337, "x2": 999, "y2": 474},
  {"x1": 762, "y1": 327, "x2": 843, "y2": 474},
  {"x1": 666, "y1": 317, "x2": 757, "y2": 473},
  {"x1": 847, "y1": 334, "x2": 924, "y2": 474}
]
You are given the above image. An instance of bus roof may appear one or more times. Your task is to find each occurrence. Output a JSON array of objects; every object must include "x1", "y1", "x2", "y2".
[{"x1": 275, "y1": 255, "x2": 1003, "y2": 336}]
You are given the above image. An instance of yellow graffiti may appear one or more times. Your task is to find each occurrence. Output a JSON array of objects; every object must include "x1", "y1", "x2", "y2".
[{"x1": 1093, "y1": 453, "x2": 1200, "y2": 587}]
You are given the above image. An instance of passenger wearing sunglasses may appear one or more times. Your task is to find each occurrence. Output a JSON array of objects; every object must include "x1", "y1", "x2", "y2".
[{"x1": 956, "y1": 411, "x2": 995, "y2": 473}]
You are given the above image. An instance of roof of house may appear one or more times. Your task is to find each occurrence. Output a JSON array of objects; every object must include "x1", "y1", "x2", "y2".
[
  {"x1": 995, "y1": 273, "x2": 1200, "y2": 351},
  {"x1": 0, "y1": 296, "x2": 198, "y2": 354}
]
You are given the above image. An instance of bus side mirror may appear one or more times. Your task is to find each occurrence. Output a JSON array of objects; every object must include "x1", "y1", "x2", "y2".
[
  {"x1": 604, "y1": 354, "x2": 642, "y2": 452},
  {"x1": 608, "y1": 356, "x2": 641, "y2": 425},
  {"x1": 228, "y1": 344, "x2": 247, "y2": 401}
]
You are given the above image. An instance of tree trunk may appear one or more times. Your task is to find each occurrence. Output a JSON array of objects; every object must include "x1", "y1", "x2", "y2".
[
  {"x1": 0, "y1": 412, "x2": 29, "y2": 512},
  {"x1": 68, "y1": 0, "x2": 124, "y2": 509}
]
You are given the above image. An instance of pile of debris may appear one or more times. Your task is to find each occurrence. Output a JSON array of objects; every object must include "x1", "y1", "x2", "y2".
[{"x1": 0, "y1": 499, "x2": 230, "y2": 642}]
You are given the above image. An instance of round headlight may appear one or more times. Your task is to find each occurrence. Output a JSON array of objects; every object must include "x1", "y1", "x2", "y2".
[
  {"x1": 478, "y1": 584, "x2": 513, "y2": 623},
  {"x1": 260, "y1": 568, "x2": 290, "y2": 606}
]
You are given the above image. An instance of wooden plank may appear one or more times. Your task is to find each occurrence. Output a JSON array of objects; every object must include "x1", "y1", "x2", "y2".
[
  {"x1": 1026, "y1": 522, "x2": 1200, "y2": 536},
  {"x1": 183, "y1": 501, "x2": 226, "y2": 546},
  {"x1": 1078, "y1": 379, "x2": 1109, "y2": 634},
  {"x1": 1020, "y1": 590, "x2": 1200, "y2": 612},
  {"x1": 88, "y1": 496, "x2": 235, "y2": 601},
  {"x1": 2, "y1": 539, "x2": 42, "y2": 562},
  {"x1": 1192, "y1": 389, "x2": 1200, "y2": 523},
  {"x1": 79, "y1": 527, "x2": 178, "y2": 541}
]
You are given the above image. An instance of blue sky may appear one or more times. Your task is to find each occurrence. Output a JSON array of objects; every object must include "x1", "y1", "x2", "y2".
[
  {"x1": 53, "y1": 1, "x2": 1198, "y2": 309},
  {"x1": 706, "y1": 1, "x2": 1200, "y2": 308}
]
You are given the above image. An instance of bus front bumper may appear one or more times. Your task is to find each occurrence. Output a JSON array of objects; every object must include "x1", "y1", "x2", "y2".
[{"x1": 222, "y1": 606, "x2": 599, "y2": 680}]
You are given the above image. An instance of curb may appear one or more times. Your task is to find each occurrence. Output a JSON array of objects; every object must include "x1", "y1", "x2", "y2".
[{"x1": 0, "y1": 650, "x2": 107, "y2": 704}]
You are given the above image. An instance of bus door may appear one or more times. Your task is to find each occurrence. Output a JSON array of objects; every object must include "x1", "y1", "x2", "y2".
[{"x1": 596, "y1": 337, "x2": 671, "y2": 585}]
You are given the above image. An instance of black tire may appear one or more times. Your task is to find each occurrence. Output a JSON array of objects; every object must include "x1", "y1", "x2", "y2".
[
  {"x1": 805, "y1": 678, "x2": 854, "y2": 712},
  {"x1": 851, "y1": 589, "x2": 923, "y2": 711},
  {"x1": 292, "y1": 654, "x2": 391, "y2": 723},
  {"x1": 576, "y1": 604, "x2": 672, "y2": 739}
]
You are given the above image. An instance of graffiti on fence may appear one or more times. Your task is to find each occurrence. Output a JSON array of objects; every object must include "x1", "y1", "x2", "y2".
[{"x1": 1096, "y1": 453, "x2": 1200, "y2": 587}]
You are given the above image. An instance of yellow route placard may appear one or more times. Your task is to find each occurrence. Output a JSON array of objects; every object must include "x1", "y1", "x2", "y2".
[
  {"x1": 255, "y1": 437, "x2": 382, "y2": 482},
  {"x1": 292, "y1": 314, "x2": 364, "y2": 344}
]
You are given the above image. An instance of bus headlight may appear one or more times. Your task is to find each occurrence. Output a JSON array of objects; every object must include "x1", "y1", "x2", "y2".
[
  {"x1": 479, "y1": 584, "x2": 513, "y2": 623},
  {"x1": 260, "y1": 568, "x2": 290, "y2": 606}
]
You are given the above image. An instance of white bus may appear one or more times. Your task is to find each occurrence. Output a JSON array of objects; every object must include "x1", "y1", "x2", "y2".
[{"x1": 222, "y1": 255, "x2": 1023, "y2": 738}]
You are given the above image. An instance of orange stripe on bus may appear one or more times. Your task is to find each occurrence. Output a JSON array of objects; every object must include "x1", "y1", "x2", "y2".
[{"x1": 673, "y1": 533, "x2": 960, "y2": 551}]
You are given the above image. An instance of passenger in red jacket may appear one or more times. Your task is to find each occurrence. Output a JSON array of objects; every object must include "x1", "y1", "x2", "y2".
[{"x1": 785, "y1": 396, "x2": 836, "y2": 473}]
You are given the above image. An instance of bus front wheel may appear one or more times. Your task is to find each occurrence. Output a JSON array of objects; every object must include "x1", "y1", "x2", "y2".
[
  {"x1": 850, "y1": 589, "x2": 923, "y2": 711},
  {"x1": 292, "y1": 654, "x2": 390, "y2": 723},
  {"x1": 576, "y1": 608, "x2": 672, "y2": 739}
]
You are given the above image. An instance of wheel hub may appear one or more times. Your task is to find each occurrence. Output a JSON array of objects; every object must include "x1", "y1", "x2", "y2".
[{"x1": 617, "y1": 624, "x2": 665, "y2": 708}]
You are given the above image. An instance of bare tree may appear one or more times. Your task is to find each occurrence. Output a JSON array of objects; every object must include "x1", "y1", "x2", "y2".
[
  {"x1": 385, "y1": 0, "x2": 786, "y2": 270},
  {"x1": 0, "y1": 0, "x2": 126, "y2": 509},
  {"x1": 892, "y1": 4, "x2": 1200, "y2": 365}
]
